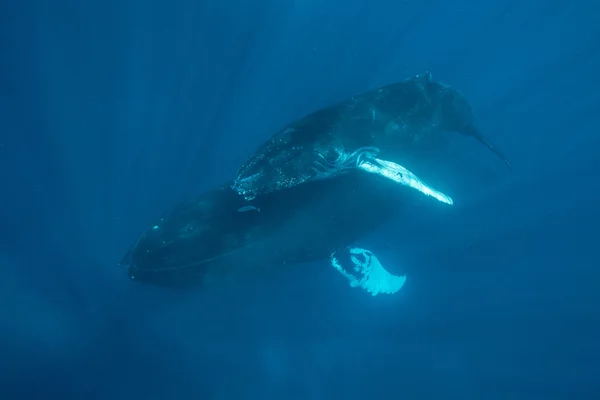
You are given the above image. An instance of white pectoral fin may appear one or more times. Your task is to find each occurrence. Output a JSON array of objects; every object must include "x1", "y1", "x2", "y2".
[
  {"x1": 330, "y1": 247, "x2": 406, "y2": 296},
  {"x1": 357, "y1": 157, "x2": 453, "y2": 205}
]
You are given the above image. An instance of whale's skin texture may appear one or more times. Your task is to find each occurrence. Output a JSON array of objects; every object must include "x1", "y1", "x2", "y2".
[
  {"x1": 122, "y1": 172, "x2": 421, "y2": 288},
  {"x1": 122, "y1": 73, "x2": 508, "y2": 289},
  {"x1": 232, "y1": 72, "x2": 510, "y2": 201}
]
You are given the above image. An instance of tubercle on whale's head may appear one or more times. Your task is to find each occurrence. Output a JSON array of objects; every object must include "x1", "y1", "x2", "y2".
[
  {"x1": 232, "y1": 124, "x2": 349, "y2": 199},
  {"x1": 233, "y1": 128, "x2": 307, "y2": 197},
  {"x1": 233, "y1": 152, "x2": 308, "y2": 200}
]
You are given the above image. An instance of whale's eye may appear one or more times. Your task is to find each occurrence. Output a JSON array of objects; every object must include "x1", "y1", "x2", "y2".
[
  {"x1": 321, "y1": 147, "x2": 343, "y2": 164},
  {"x1": 313, "y1": 147, "x2": 344, "y2": 167}
]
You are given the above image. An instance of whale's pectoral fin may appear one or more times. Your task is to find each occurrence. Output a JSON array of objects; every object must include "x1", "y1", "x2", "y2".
[
  {"x1": 330, "y1": 247, "x2": 406, "y2": 296},
  {"x1": 357, "y1": 156, "x2": 454, "y2": 205}
]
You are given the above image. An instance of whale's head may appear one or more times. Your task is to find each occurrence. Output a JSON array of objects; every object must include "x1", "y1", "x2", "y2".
[
  {"x1": 232, "y1": 138, "x2": 317, "y2": 201},
  {"x1": 120, "y1": 203, "x2": 213, "y2": 288},
  {"x1": 121, "y1": 186, "x2": 257, "y2": 288}
]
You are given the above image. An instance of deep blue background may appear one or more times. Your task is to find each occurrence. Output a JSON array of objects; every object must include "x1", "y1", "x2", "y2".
[{"x1": 1, "y1": 0, "x2": 599, "y2": 398}]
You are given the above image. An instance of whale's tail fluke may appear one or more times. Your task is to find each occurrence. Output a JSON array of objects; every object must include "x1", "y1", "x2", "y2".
[{"x1": 464, "y1": 125, "x2": 513, "y2": 172}]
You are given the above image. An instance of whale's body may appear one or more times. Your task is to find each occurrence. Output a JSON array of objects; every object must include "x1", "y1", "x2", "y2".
[
  {"x1": 232, "y1": 72, "x2": 510, "y2": 201},
  {"x1": 123, "y1": 171, "x2": 419, "y2": 288},
  {"x1": 122, "y1": 73, "x2": 509, "y2": 294}
]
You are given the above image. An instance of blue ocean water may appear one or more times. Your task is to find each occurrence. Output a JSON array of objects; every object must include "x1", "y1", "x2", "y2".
[{"x1": 1, "y1": 0, "x2": 599, "y2": 398}]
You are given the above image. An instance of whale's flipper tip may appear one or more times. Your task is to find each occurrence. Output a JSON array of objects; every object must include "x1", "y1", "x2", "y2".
[{"x1": 330, "y1": 247, "x2": 406, "y2": 296}]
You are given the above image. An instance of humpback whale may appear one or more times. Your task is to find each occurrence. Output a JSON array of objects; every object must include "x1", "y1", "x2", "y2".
[
  {"x1": 232, "y1": 72, "x2": 511, "y2": 201},
  {"x1": 122, "y1": 73, "x2": 510, "y2": 296}
]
